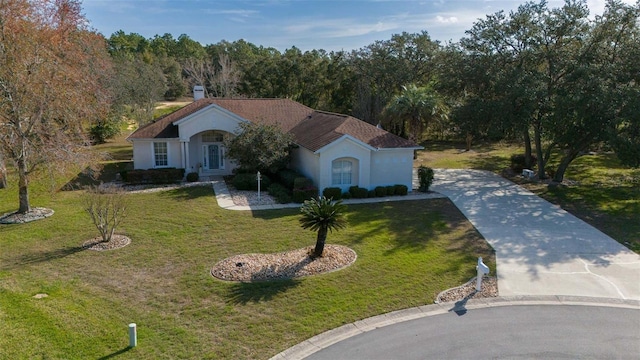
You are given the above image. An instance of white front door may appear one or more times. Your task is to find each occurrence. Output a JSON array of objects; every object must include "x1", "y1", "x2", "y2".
[{"x1": 203, "y1": 144, "x2": 225, "y2": 170}]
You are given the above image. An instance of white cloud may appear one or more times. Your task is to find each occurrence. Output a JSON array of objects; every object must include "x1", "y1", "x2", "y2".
[
  {"x1": 285, "y1": 18, "x2": 400, "y2": 39},
  {"x1": 205, "y1": 9, "x2": 259, "y2": 16},
  {"x1": 436, "y1": 15, "x2": 458, "y2": 24}
]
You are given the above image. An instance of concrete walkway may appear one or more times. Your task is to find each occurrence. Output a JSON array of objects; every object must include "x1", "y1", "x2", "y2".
[
  {"x1": 431, "y1": 169, "x2": 640, "y2": 300},
  {"x1": 211, "y1": 178, "x2": 446, "y2": 211}
]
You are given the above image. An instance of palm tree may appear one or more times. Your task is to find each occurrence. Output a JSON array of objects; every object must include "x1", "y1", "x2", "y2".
[
  {"x1": 384, "y1": 83, "x2": 448, "y2": 142},
  {"x1": 299, "y1": 196, "x2": 348, "y2": 258}
]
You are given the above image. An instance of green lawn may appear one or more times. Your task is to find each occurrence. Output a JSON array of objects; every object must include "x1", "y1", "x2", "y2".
[
  {"x1": 0, "y1": 139, "x2": 493, "y2": 358},
  {"x1": 3, "y1": 135, "x2": 634, "y2": 358},
  {"x1": 417, "y1": 141, "x2": 640, "y2": 253}
]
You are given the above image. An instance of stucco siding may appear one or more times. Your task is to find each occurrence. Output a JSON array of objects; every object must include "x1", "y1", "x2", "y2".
[
  {"x1": 370, "y1": 149, "x2": 415, "y2": 189},
  {"x1": 291, "y1": 146, "x2": 320, "y2": 187},
  {"x1": 132, "y1": 141, "x2": 154, "y2": 170},
  {"x1": 132, "y1": 139, "x2": 182, "y2": 170},
  {"x1": 317, "y1": 139, "x2": 371, "y2": 192},
  {"x1": 167, "y1": 141, "x2": 182, "y2": 168},
  {"x1": 177, "y1": 108, "x2": 243, "y2": 141}
]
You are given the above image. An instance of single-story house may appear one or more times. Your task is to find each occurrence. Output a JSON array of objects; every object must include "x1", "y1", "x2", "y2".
[{"x1": 127, "y1": 94, "x2": 422, "y2": 193}]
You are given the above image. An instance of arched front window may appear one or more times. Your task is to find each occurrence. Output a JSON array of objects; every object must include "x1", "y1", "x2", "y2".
[{"x1": 332, "y1": 160, "x2": 352, "y2": 185}]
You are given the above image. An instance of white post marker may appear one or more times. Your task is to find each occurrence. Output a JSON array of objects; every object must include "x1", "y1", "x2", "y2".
[
  {"x1": 257, "y1": 171, "x2": 261, "y2": 201},
  {"x1": 476, "y1": 257, "x2": 490, "y2": 292},
  {"x1": 129, "y1": 323, "x2": 137, "y2": 348}
]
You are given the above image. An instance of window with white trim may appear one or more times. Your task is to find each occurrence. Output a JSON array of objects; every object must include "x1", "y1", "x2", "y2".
[
  {"x1": 153, "y1": 142, "x2": 168, "y2": 167},
  {"x1": 332, "y1": 160, "x2": 352, "y2": 185}
]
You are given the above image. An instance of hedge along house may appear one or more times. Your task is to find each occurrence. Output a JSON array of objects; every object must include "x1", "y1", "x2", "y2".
[{"x1": 127, "y1": 94, "x2": 422, "y2": 193}]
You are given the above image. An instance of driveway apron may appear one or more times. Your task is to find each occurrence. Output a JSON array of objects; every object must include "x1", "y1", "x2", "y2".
[{"x1": 431, "y1": 169, "x2": 640, "y2": 300}]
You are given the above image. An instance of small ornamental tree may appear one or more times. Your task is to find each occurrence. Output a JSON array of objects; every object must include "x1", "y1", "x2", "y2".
[
  {"x1": 417, "y1": 166, "x2": 434, "y2": 192},
  {"x1": 83, "y1": 185, "x2": 128, "y2": 243},
  {"x1": 225, "y1": 122, "x2": 295, "y2": 173},
  {"x1": 299, "y1": 197, "x2": 347, "y2": 258}
]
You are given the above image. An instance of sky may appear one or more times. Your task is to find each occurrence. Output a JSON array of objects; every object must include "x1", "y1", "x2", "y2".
[{"x1": 82, "y1": 0, "x2": 634, "y2": 52}]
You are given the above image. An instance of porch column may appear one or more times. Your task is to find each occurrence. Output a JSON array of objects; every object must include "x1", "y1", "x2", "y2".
[{"x1": 181, "y1": 141, "x2": 190, "y2": 172}]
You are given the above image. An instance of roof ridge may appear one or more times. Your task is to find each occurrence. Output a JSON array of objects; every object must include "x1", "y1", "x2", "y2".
[{"x1": 313, "y1": 109, "x2": 349, "y2": 118}]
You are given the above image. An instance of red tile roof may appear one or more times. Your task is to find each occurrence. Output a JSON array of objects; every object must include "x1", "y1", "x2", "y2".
[{"x1": 128, "y1": 98, "x2": 420, "y2": 150}]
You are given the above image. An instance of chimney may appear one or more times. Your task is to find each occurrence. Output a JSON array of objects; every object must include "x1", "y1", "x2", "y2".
[{"x1": 193, "y1": 85, "x2": 205, "y2": 101}]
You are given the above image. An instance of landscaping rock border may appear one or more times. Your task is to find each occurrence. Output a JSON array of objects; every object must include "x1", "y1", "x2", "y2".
[
  {"x1": 82, "y1": 235, "x2": 131, "y2": 251},
  {"x1": 211, "y1": 244, "x2": 357, "y2": 282},
  {"x1": 0, "y1": 207, "x2": 54, "y2": 224},
  {"x1": 435, "y1": 276, "x2": 498, "y2": 303}
]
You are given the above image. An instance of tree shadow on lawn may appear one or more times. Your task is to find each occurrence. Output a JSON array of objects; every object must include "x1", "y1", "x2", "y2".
[
  {"x1": 1, "y1": 245, "x2": 87, "y2": 271},
  {"x1": 159, "y1": 185, "x2": 216, "y2": 201},
  {"x1": 251, "y1": 199, "x2": 480, "y2": 256},
  {"x1": 226, "y1": 279, "x2": 301, "y2": 305},
  {"x1": 344, "y1": 199, "x2": 473, "y2": 255},
  {"x1": 463, "y1": 154, "x2": 511, "y2": 172},
  {"x1": 419, "y1": 140, "x2": 501, "y2": 154},
  {"x1": 60, "y1": 161, "x2": 133, "y2": 191}
]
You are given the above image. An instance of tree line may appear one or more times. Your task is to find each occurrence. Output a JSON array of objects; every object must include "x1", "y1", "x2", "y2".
[{"x1": 1, "y1": 0, "x2": 638, "y2": 215}]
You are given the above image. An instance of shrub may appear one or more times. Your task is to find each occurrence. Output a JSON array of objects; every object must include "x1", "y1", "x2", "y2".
[
  {"x1": 293, "y1": 176, "x2": 313, "y2": 190},
  {"x1": 374, "y1": 186, "x2": 387, "y2": 197},
  {"x1": 417, "y1": 166, "x2": 434, "y2": 192},
  {"x1": 268, "y1": 183, "x2": 292, "y2": 204},
  {"x1": 368, "y1": 190, "x2": 376, "y2": 198},
  {"x1": 342, "y1": 192, "x2": 352, "y2": 199},
  {"x1": 293, "y1": 186, "x2": 318, "y2": 203},
  {"x1": 510, "y1": 154, "x2": 537, "y2": 174},
  {"x1": 385, "y1": 185, "x2": 395, "y2": 196},
  {"x1": 277, "y1": 169, "x2": 302, "y2": 189},
  {"x1": 233, "y1": 167, "x2": 254, "y2": 174},
  {"x1": 349, "y1": 186, "x2": 368, "y2": 199},
  {"x1": 82, "y1": 185, "x2": 128, "y2": 243},
  {"x1": 232, "y1": 173, "x2": 271, "y2": 190},
  {"x1": 394, "y1": 184, "x2": 408, "y2": 196},
  {"x1": 322, "y1": 187, "x2": 342, "y2": 200},
  {"x1": 122, "y1": 168, "x2": 185, "y2": 184},
  {"x1": 186, "y1": 172, "x2": 199, "y2": 182},
  {"x1": 90, "y1": 121, "x2": 120, "y2": 144}
]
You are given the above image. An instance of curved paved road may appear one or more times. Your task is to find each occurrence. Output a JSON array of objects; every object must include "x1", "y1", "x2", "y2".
[
  {"x1": 303, "y1": 302, "x2": 640, "y2": 360},
  {"x1": 432, "y1": 169, "x2": 640, "y2": 300}
]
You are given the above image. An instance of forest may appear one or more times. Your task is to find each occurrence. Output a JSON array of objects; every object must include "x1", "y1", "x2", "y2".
[{"x1": 104, "y1": 0, "x2": 639, "y2": 183}]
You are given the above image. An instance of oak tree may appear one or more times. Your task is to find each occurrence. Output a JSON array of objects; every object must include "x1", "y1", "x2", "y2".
[{"x1": 0, "y1": 0, "x2": 111, "y2": 213}]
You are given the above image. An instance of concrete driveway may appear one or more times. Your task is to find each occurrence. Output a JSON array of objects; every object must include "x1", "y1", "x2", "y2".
[{"x1": 431, "y1": 169, "x2": 640, "y2": 300}]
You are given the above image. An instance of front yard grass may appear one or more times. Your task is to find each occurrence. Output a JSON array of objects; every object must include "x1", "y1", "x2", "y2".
[
  {"x1": 0, "y1": 176, "x2": 492, "y2": 358},
  {"x1": 416, "y1": 141, "x2": 640, "y2": 253}
]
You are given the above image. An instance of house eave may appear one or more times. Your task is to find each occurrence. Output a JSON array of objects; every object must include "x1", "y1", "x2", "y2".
[
  {"x1": 172, "y1": 104, "x2": 250, "y2": 128},
  {"x1": 375, "y1": 146, "x2": 424, "y2": 151},
  {"x1": 313, "y1": 134, "x2": 377, "y2": 154}
]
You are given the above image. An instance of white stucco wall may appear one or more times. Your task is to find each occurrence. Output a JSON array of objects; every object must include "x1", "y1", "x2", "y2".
[
  {"x1": 132, "y1": 139, "x2": 182, "y2": 170},
  {"x1": 291, "y1": 146, "x2": 320, "y2": 186},
  {"x1": 176, "y1": 106, "x2": 244, "y2": 141},
  {"x1": 317, "y1": 138, "x2": 372, "y2": 192},
  {"x1": 370, "y1": 149, "x2": 415, "y2": 189}
]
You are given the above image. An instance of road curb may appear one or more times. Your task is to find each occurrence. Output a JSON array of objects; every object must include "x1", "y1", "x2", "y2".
[{"x1": 269, "y1": 296, "x2": 640, "y2": 360}]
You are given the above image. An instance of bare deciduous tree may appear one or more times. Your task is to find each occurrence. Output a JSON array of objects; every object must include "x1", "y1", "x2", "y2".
[
  {"x1": 83, "y1": 185, "x2": 128, "y2": 243},
  {"x1": 183, "y1": 53, "x2": 239, "y2": 98},
  {"x1": 0, "y1": 0, "x2": 112, "y2": 213},
  {"x1": 214, "y1": 53, "x2": 239, "y2": 98}
]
